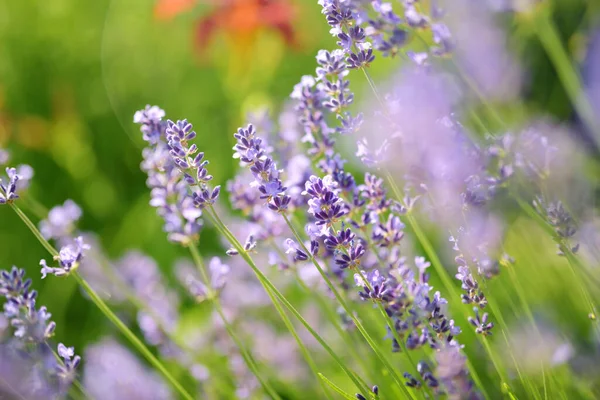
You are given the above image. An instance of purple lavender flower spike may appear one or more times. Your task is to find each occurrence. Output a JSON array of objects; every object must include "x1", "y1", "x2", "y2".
[
  {"x1": 134, "y1": 105, "x2": 166, "y2": 144},
  {"x1": 40, "y1": 236, "x2": 90, "y2": 278},
  {"x1": 0, "y1": 168, "x2": 20, "y2": 204},
  {"x1": 372, "y1": 214, "x2": 405, "y2": 247},
  {"x1": 232, "y1": 123, "x2": 291, "y2": 213},
  {"x1": 468, "y1": 307, "x2": 494, "y2": 335},
  {"x1": 353, "y1": 270, "x2": 393, "y2": 301},
  {"x1": 285, "y1": 238, "x2": 309, "y2": 262},
  {"x1": 1, "y1": 267, "x2": 56, "y2": 344},
  {"x1": 135, "y1": 107, "x2": 208, "y2": 245},
  {"x1": 56, "y1": 343, "x2": 81, "y2": 390}
]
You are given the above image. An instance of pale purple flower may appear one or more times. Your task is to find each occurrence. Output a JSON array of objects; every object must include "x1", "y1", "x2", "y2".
[
  {"x1": 0, "y1": 167, "x2": 20, "y2": 204},
  {"x1": 84, "y1": 338, "x2": 172, "y2": 400},
  {"x1": 176, "y1": 257, "x2": 230, "y2": 301},
  {"x1": 40, "y1": 236, "x2": 90, "y2": 278},
  {"x1": 134, "y1": 105, "x2": 167, "y2": 144},
  {"x1": 39, "y1": 199, "x2": 82, "y2": 241},
  {"x1": 136, "y1": 108, "x2": 205, "y2": 245}
]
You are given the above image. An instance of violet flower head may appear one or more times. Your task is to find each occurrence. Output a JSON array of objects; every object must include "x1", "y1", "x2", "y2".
[
  {"x1": 303, "y1": 175, "x2": 348, "y2": 231},
  {"x1": 135, "y1": 107, "x2": 205, "y2": 245},
  {"x1": 39, "y1": 199, "x2": 83, "y2": 241},
  {"x1": 1, "y1": 267, "x2": 56, "y2": 344},
  {"x1": 533, "y1": 197, "x2": 579, "y2": 255},
  {"x1": 134, "y1": 104, "x2": 167, "y2": 144},
  {"x1": 468, "y1": 307, "x2": 494, "y2": 335},
  {"x1": 0, "y1": 167, "x2": 20, "y2": 204},
  {"x1": 232, "y1": 124, "x2": 291, "y2": 213},
  {"x1": 354, "y1": 269, "x2": 394, "y2": 301},
  {"x1": 165, "y1": 119, "x2": 221, "y2": 209},
  {"x1": 455, "y1": 265, "x2": 487, "y2": 309},
  {"x1": 40, "y1": 236, "x2": 90, "y2": 279},
  {"x1": 404, "y1": 361, "x2": 440, "y2": 390},
  {"x1": 56, "y1": 343, "x2": 81, "y2": 390},
  {"x1": 115, "y1": 251, "x2": 180, "y2": 346}
]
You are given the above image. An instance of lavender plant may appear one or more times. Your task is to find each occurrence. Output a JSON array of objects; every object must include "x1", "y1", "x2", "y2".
[{"x1": 2, "y1": 1, "x2": 600, "y2": 399}]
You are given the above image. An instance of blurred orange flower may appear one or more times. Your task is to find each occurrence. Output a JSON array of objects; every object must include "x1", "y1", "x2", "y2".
[{"x1": 154, "y1": 0, "x2": 299, "y2": 55}]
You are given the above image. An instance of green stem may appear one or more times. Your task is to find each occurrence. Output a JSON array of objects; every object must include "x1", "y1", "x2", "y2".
[
  {"x1": 281, "y1": 214, "x2": 413, "y2": 397},
  {"x1": 10, "y1": 204, "x2": 58, "y2": 257},
  {"x1": 206, "y1": 206, "x2": 371, "y2": 395},
  {"x1": 383, "y1": 173, "x2": 491, "y2": 399},
  {"x1": 73, "y1": 273, "x2": 193, "y2": 400},
  {"x1": 532, "y1": 9, "x2": 600, "y2": 145},
  {"x1": 271, "y1": 240, "x2": 378, "y2": 387},
  {"x1": 354, "y1": 268, "x2": 428, "y2": 400},
  {"x1": 9, "y1": 204, "x2": 193, "y2": 400},
  {"x1": 187, "y1": 245, "x2": 284, "y2": 400}
]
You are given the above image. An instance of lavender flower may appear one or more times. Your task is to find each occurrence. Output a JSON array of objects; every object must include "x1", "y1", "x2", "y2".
[
  {"x1": 233, "y1": 124, "x2": 290, "y2": 212},
  {"x1": 135, "y1": 107, "x2": 204, "y2": 245},
  {"x1": 0, "y1": 167, "x2": 20, "y2": 204},
  {"x1": 303, "y1": 175, "x2": 348, "y2": 232},
  {"x1": 84, "y1": 338, "x2": 172, "y2": 400},
  {"x1": 1, "y1": 267, "x2": 56, "y2": 343},
  {"x1": 468, "y1": 308, "x2": 494, "y2": 336},
  {"x1": 40, "y1": 236, "x2": 90, "y2": 278},
  {"x1": 533, "y1": 197, "x2": 579, "y2": 255},
  {"x1": 0, "y1": 268, "x2": 78, "y2": 398},
  {"x1": 436, "y1": 346, "x2": 479, "y2": 400},
  {"x1": 176, "y1": 256, "x2": 230, "y2": 302},
  {"x1": 166, "y1": 119, "x2": 221, "y2": 209},
  {"x1": 115, "y1": 251, "x2": 181, "y2": 347},
  {"x1": 56, "y1": 343, "x2": 81, "y2": 390},
  {"x1": 39, "y1": 199, "x2": 83, "y2": 241},
  {"x1": 134, "y1": 104, "x2": 166, "y2": 144},
  {"x1": 353, "y1": 269, "x2": 394, "y2": 301}
]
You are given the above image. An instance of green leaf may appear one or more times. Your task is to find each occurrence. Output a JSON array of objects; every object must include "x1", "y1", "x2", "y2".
[{"x1": 318, "y1": 373, "x2": 357, "y2": 400}]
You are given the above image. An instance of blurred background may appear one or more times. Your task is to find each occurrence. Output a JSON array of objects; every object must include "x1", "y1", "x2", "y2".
[{"x1": 2, "y1": 0, "x2": 600, "y2": 398}]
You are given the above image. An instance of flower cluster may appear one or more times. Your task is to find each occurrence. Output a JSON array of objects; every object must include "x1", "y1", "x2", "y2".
[
  {"x1": 0, "y1": 267, "x2": 79, "y2": 395},
  {"x1": 534, "y1": 197, "x2": 579, "y2": 256},
  {"x1": 233, "y1": 123, "x2": 290, "y2": 213},
  {"x1": 135, "y1": 106, "x2": 204, "y2": 245},
  {"x1": 166, "y1": 119, "x2": 221, "y2": 209},
  {"x1": 40, "y1": 236, "x2": 90, "y2": 278},
  {"x1": 176, "y1": 256, "x2": 230, "y2": 302}
]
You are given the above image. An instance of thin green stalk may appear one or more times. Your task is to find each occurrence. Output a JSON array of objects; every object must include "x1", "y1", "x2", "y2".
[
  {"x1": 352, "y1": 268, "x2": 428, "y2": 400},
  {"x1": 383, "y1": 173, "x2": 491, "y2": 399},
  {"x1": 281, "y1": 214, "x2": 414, "y2": 398},
  {"x1": 187, "y1": 245, "x2": 284, "y2": 400},
  {"x1": 73, "y1": 273, "x2": 193, "y2": 400},
  {"x1": 532, "y1": 9, "x2": 600, "y2": 145},
  {"x1": 270, "y1": 240, "x2": 378, "y2": 387},
  {"x1": 318, "y1": 374, "x2": 358, "y2": 400},
  {"x1": 10, "y1": 204, "x2": 58, "y2": 257},
  {"x1": 205, "y1": 207, "x2": 371, "y2": 395},
  {"x1": 9, "y1": 203, "x2": 194, "y2": 400}
]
